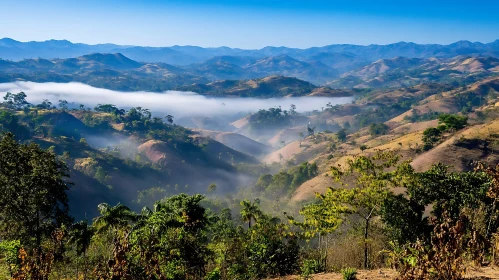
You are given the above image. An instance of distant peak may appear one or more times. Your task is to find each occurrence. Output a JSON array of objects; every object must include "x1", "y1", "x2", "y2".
[
  {"x1": 0, "y1": 37, "x2": 20, "y2": 42},
  {"x1": 0, "y1": 38, "x2": 21, "y2": 46}
]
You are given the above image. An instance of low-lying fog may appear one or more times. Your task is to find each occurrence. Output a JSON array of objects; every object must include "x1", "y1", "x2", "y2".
[{"x1": 0, "y1": 82, "x2": 354, "y2": 117}]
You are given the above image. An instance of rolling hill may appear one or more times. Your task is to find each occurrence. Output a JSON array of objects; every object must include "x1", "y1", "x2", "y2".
[{"x1": 178, "y1": 76, "x2": 353, "y2": 97}]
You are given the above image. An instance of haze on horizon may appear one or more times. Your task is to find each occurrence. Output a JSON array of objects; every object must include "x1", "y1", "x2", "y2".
[{"x1": 1, "y1": 0, "x2": 498, "y2": 49}]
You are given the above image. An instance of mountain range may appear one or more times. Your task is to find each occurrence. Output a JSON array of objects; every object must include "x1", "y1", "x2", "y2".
[
  {"x1": 2, "y1": 38, "x2": 499, "y2": 93},
  {"x1": 3, "y1": 38, "x2": 499, "y2": 66}
]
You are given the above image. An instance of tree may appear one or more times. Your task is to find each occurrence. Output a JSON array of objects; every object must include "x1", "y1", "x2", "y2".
[
  {"x1": 290, "y1": 162, "x2": 318, "y2": 188},
  {"x1": 369, "y1": 123, "x2": 389, "y2": 136},
  {"x1": 58, "y1": 99, "x2": 69, "y2": 110},
  {"x1": 336, "y1": 128, "x2": 347, "y2": 142},
  {"x1": 249, "y1": 107, "x2": 291, "y2": 131},
  {"x1": 0, "y1": 133, "x2": 72, "y2": 248},
  {"x1": 438, "y1": 114, "x2": 468, "y2": 131},
  {"x1": 36, "y1": 99, "x2": 53, "y2": 110},
  {"x1": 422, "y1": 127, "x2": 442, "y2": 150},
  {"x1": 0, "y1": 110, "x2": 30, "y2": 140},
  {"x1": 92, "y1": 203, "x2": 137, "y2": 234},
  {"x1": 130, "y1": 194, "x2": 211, "y2": 279},
  {"x1": 165, "y1": 114, "x2": 174, "y2": 124},
  {"x1": 307, "y1": 125, "x2": 316, "y2": 136},
  {"x1": 207, "y1": 183, "x2": 217, "y2": 194},
  {"x1": 289, "y1": 104, "x2": 297, "y2": 116},
  {"x1": 240, "y1": 199, "x2": 262, "y2": 228},
  {"x1": 246, "y1": 215, "x2": 299, "y2": 278},
  {"x1": 291, "y1": 187, "x2": 345, "y2": 268},
  {"x1": 305, "y1": 151, "x2": 403, "y2": 269},
  {"x1": 2, "y1": 92, "x2": 30, "y2": 109},
  {"x1": 255, "y1": 174, "x2": 273, "y2": 192},
  {"x1": 68, "y1": 221, "x2": 95, "y2": 279}
]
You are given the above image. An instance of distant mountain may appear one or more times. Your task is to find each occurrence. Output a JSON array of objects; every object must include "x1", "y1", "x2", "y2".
[
  {"x1": 3, "y1": 42, "x2": 499, "y2": 91},
  {"x1": 0, "y1": 52, "x2": 340, "y2": 88},
  {"x1": 342, "y1": 57, "x2": 431, "y2": 79},
  {"x1": 0, "y1": 54, "x2": 346, "y2": 96},
  {"x1": 183, "y1": 55, "x2": 339, "y2": 84},
  {"x1": 0, "y1": 53, "x2": 209, "y2": 91},
  {"x1": 178, "y1": 76, "x2": 353, "y2": 97},
  {"x1": 327, "y1": 55, "x2": 499, "y2": 88},
  {"x1": 2, "y1": 38, "x2": 499, "y2": 69}
]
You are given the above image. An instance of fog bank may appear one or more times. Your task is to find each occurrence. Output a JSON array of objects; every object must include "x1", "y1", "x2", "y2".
[{"x1": 0, "y1": 81, "x2": 354, "y2": 117}]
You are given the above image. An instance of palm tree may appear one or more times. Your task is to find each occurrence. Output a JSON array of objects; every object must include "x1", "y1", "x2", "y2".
[
  {"x1": 92, "y1": 203, "x2": 137, "y2": 234},
  {"x1": 68, "y1": 221, "x2": 95, "y2": 280},
  {"x1": 240, "y1": 199, "x2": 262, "y2": 228}
]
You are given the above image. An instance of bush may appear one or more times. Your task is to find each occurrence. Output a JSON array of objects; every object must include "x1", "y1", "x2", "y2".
[
  {"x1": 341, "y1": 267, "x2": 357, "y2": 280},
  {"x1": 438, "y1": 114, "x2": 468, "y2": 130},
  {"x1": 205, "y1": 268, "x2": 221, "y2": 280},
  {"x1": 300, "y1": 259, "x2": 324, "y2": 278},
  {"x1": 369, "y1": 123, "x2": 389, "y2": 136},
  {"x1": 336, "y1": 129, "x2": 347, "y2": 142}
]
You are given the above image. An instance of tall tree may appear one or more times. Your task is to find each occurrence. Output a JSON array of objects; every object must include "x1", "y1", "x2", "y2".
[
  {"x1": 68, "y1": 221, "x2": 95, "y2": 280},
  {"x1": 92, "y1": 203, "x2": 137, "y2": 234},
  {"x1": 240, "y1": 199, "x2": 262, "y2": 228},
  {"x1": 0, "y1": 133, "x2": 72, "y2": 248}
]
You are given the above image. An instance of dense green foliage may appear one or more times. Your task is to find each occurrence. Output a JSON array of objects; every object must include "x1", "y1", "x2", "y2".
[
  {"x1": 0, "y1": 133, "x2": 72, "y2": 248},
  {"x1": 255, "y1": 162, "x2": 318, "y2": 197},
  {"x1": 369, "y1": 123, "x2": 389, "y2": 136},
  {"x1": 421, "y1": 113, "x2": 468, "y2": 150},
  {"x1": 248, "y1": 107, "x2": 292, "y2": 132}
]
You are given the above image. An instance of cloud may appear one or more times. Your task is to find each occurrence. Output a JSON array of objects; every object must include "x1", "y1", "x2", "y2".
[{"x1": 0, "y1": 81, "x2": 353, "y2": 117}]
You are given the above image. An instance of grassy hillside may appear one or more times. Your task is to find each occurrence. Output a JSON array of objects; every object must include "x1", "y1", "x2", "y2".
[
  {"x1": 0, "y1": 99, "x2": 259, "y2": 219},
  {"x1": 179, "y1": 75, "x2": 353, "y2": 97},
  {"x1": 328, "y1": 56, "x2": 499, "y2": 88}
]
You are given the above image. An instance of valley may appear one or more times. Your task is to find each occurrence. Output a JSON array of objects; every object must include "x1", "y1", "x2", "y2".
[{"x1": 3, "y1": 37, "x2": 499, "y2": 280}]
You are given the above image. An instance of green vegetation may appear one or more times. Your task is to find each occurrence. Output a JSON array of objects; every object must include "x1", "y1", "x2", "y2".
[
  {"x1": 422, "y1": 114, "x2": 469, "y2": 150},
  {"x1": 248, "y1": 107, "x2": 291, "y2": 132},
  {"x1": 1, "y1": 126, "x2": 499, "y2": 279},
  {"x1": 369, "y1": 123, "x2": 389, "y2": 136},
  {"x1": 255, "y1": 162, "x2": 318, "y2": 197},
  {"x1": 403, "y1": 109, "x2": 441, "y2": 122},
  {"x1": 341, "y1": 267, "x2": 357, "y2": 280},
  {"x1": 437, "y1": 113, "x2": 468, "y2": 131},
  {"x1": 336, "y1": 128, "x2": 347, "y2": 142},
  {"x1": 355, "y1": 101, "x2": 414, "y2": 128}
]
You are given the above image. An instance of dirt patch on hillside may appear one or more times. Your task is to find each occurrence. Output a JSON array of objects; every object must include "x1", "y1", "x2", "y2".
[
  {"x1": 392, "y1": 119, "x2": 438, "y2": 134},
  {"x1": 291, "y1": 174, "x2": 330, "y2": 202},
  {"x1": 193, "y1": 129, "x2": 271, "y2": 156},
  {"x1": 268, "y1": 126, "x2": 307, "y2": 146},
  {"x1": 231, "y1": 116, "x2": 249, "y2": 129},
  {"x1": 263, "y1": 141, "x2": 304, "y2": 164},
  {"x1": 390, "y1": 99, "x2": 458, "y2": 123},
  {"x1": 137, "y1": 140, "x2": 181, "y2": 165}
]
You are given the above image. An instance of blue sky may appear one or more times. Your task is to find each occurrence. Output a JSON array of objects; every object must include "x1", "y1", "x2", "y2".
[{"x1": 1, "y1": 0, "x2": 498, "y2": 48}]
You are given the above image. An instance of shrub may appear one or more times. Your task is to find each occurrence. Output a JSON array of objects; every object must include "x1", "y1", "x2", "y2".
[
  {"x1": 336, "y1": 129, "x2": 347, "y2": 142},
  {"x1": 205, "y1": 268, "x2": 221, "y2": 280},
  {"x1": 369, "y1": 123, "x2": 389, "y2": 136},
  {"x1": 341, "y1": 267, "x2": 357, "y2": 280},
  {"x1": 300, "y1": 259, "x2": 324, "y2": 279},
  {"x1": 438, "y1": 114, "x2": 468, "y2": 131}
]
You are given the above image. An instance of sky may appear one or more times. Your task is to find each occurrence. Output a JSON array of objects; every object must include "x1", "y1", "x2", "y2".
[{"x1": 1, "y1": 0, "x2": 498, "y2": 48}]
